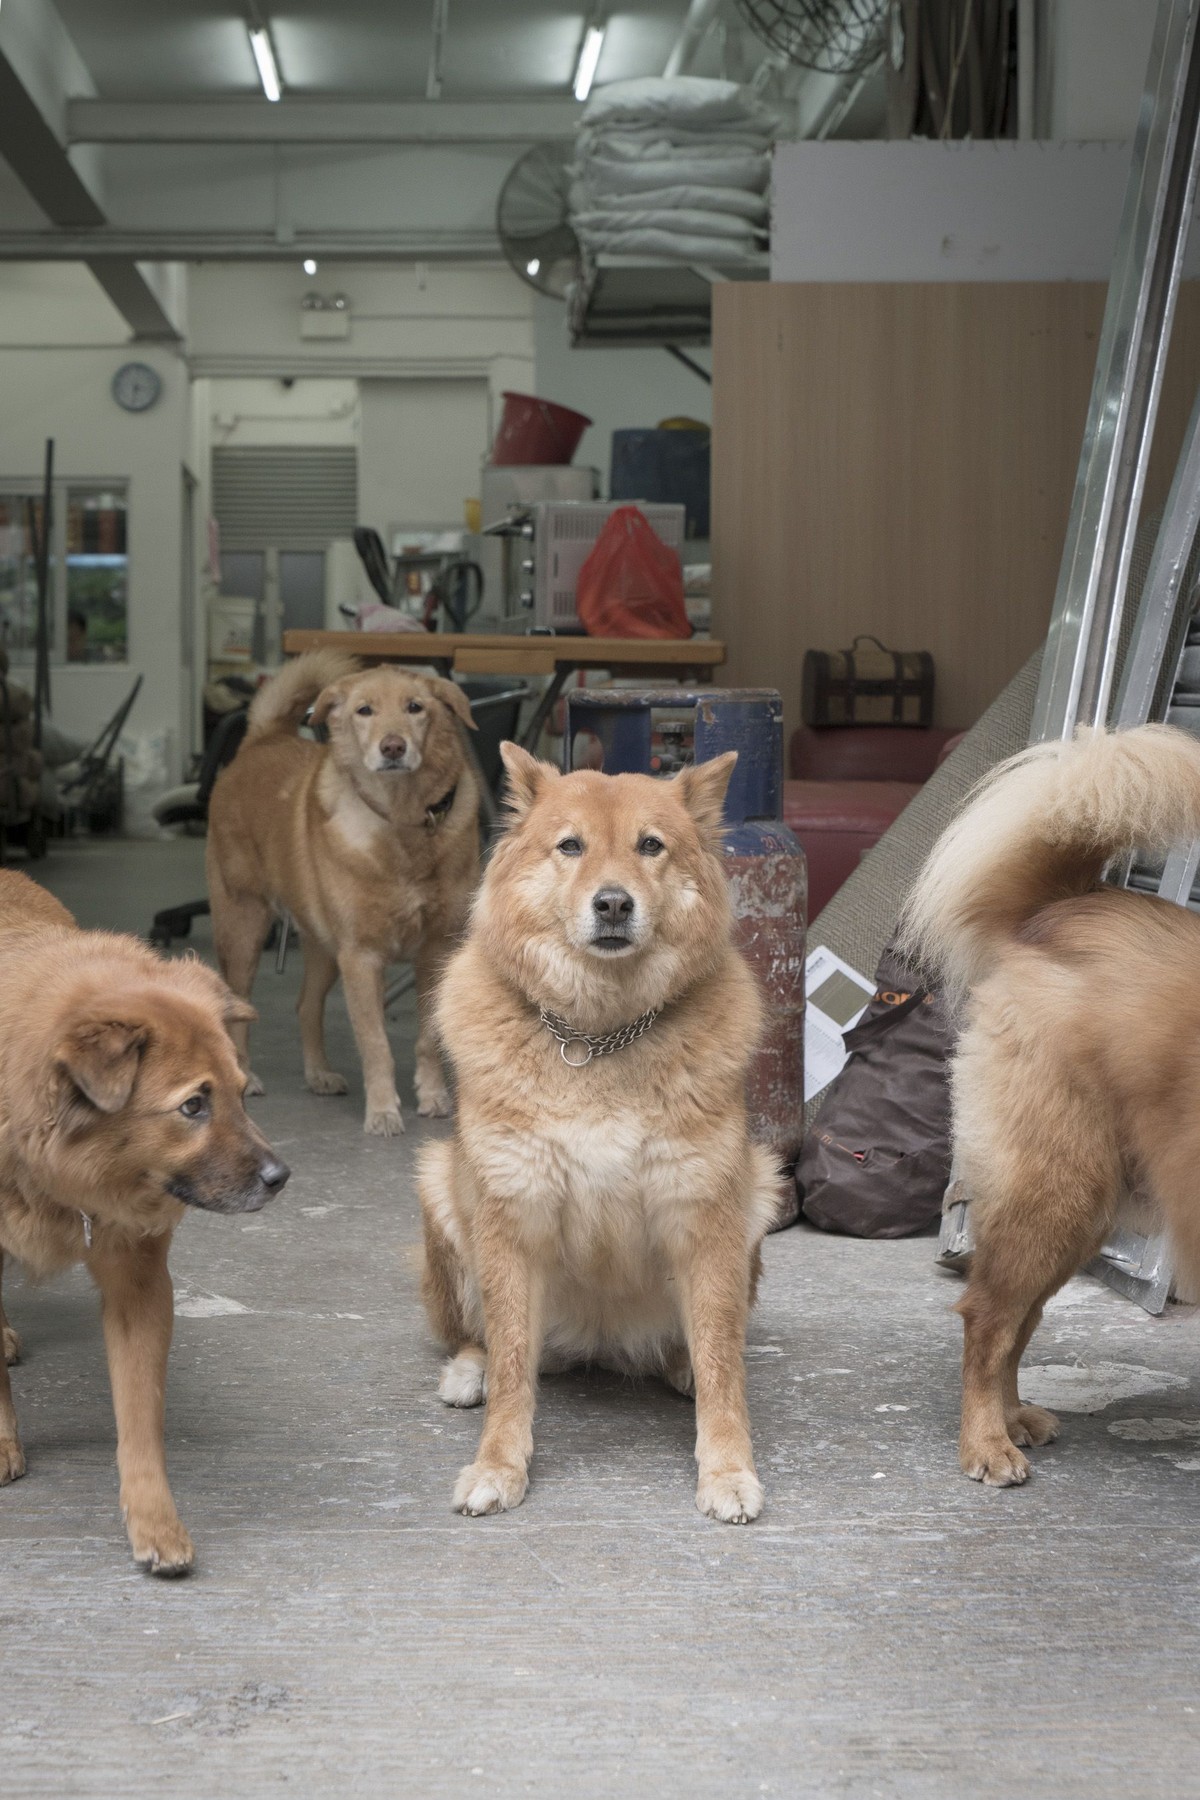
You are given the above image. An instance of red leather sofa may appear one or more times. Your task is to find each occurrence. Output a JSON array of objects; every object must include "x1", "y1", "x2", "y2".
[{"x1": 783, "y1": 726, "x2": 962, "y2": 923}]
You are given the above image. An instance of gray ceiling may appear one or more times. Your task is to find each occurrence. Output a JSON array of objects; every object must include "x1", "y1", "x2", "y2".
[{"x1": 51, "y1": 2, "x2": 703, "y2": 102}]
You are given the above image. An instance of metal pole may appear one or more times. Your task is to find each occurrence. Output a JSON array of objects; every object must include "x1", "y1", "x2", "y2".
[
  {"x1": 31, "y1": 437, "x2": 53, "y2": 748},
  {"x1": 1112, "y1": 378, "x2": 1200, "y2": 727}
]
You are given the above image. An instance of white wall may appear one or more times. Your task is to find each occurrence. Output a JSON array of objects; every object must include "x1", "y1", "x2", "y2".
[
  {"x1": 358, "y1": 378, "x2": 490, "y2": 540},
  {"x1": 1043, "y1": 0, "x2": 1155, "y2": 140},
  {"x1": 187, "y1": 262, "x2": 534, "y2": 412},
  {"x1": 0, "y1": 264, "x2": 190, "y2": 773},
  {"x1": 208, "y1": 377, "x2": 359, "y2": 449},
  {"x1": 532, "y1": 294, "x2": 711, "y2": 491},
  {"x1": 768, "y1": 140, "x2": 1163, "y2": 283}
]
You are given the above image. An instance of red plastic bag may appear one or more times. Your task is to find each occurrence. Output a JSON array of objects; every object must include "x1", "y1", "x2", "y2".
[{"x1": 575, "y1": 505, "x2": 692, "y2": 640}]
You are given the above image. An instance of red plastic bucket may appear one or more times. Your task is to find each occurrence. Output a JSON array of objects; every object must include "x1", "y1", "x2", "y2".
[{"x1": 490, "y1": 391, "x2": 592, "y2": 466}]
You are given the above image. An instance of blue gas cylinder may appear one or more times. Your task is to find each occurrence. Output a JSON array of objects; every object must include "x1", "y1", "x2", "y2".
[{"x1": 564, "y1": 687, "x2": 807, "y2": 1191}]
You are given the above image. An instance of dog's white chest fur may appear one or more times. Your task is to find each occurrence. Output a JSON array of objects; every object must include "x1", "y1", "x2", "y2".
[{"x1": 482, "y1": 1110, "x2": 702, "y2": 1258}]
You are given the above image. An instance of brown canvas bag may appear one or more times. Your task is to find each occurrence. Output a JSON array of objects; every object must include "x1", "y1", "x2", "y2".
[{"x1": 797, "y1": 945, "x2": 952, "y2": 1238}]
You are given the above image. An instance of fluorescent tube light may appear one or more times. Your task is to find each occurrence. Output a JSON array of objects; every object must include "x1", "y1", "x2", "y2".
[
  {"x1": 573, "y1": 24, "x2": 605, "y2": 102},
  {"x1": 249, "y1": 26, "x2": 282, "y2": 102}
]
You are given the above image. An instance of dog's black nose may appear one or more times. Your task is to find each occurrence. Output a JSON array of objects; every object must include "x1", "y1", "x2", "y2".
[
  {"x1": 592, "y1": 887, "x2": 635, "y2": 924},
  {"x1": 258, "y1": 1157, "x2": 290, "y2": 1193},
  {"x1": 380, "y1": 735, "x2": 406, "y2": 759}
]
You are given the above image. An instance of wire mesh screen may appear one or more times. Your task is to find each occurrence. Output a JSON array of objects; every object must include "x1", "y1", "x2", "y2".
[{"x1": 733, "y1": 0, "x2": 888, "y2": 74}]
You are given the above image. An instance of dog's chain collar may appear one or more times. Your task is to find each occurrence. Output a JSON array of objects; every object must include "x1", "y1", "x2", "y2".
[
  {"x1": 539, "y1": 1005, "x2": 661, "y2": 1067},
  {"x1": 424, "y1": 783, "x2": 457, "y2": 831}
]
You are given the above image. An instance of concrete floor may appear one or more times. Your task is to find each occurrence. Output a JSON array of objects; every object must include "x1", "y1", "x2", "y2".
[{"x1": 3, "y1": 835, "x2": 1200, "y2": 1797}]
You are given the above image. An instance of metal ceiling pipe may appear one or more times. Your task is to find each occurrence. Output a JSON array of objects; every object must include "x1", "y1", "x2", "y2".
[{"x1": 663, "y1": 0, "x2": 724, "y2": 78}]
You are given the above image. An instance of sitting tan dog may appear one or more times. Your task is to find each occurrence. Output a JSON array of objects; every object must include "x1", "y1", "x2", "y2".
[
  {"x1": 0, "y1": 871, "x2": 289, "y2": 1573},
  {"x1": 207, "y1": 651, "x2": 480, "y2": 1135},
  {"x1": 420, "y1": 744, "x2": 780, "y2": 1523}
]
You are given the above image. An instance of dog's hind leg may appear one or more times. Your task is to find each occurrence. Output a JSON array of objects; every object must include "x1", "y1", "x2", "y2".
[
  {"x1": 0, "y1": 1248, "x2": 20, "y2": 1366},
  {"x1": 0, "y1": 1252, "x2": 24, "y2": 1484},
  {"x1": 953, "y1": 1013, "x2": 1118, "y2": 1486},
  {"x1": 1002, "y1": 1294, "x2": 1061, "y2": 1450},
  {"x1": 298, "y1": 934, "x2": 348, "y2": 1096},
  {"x1": 208, "y1": 863, "x2": 273, "y2": 1096},
  {"x1": 957, "y1": 1149, "x2": 1114, "y2": 1485}
]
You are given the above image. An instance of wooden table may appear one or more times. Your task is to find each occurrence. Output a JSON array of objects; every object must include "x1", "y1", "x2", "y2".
[{"x1": 283, "y1": 630, "x2": 726, "y2": 753}]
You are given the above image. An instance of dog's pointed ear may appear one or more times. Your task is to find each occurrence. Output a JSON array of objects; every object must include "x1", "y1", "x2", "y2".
[
  {"x1": 425, "y1": 676, "x2": 477, "y2": 731},
  {"x1": 500, "y1": 741, "x2": 561, "y2": 818},
  {"x1": 57, "y1": 1019, "x2": 148, "y2": 1113},
  {"x1": 309, "y1": 680, "x2": 349, "y2": 729},
  {"x1": 674, "y1": 751, "x2": 737, "y2": 838}
]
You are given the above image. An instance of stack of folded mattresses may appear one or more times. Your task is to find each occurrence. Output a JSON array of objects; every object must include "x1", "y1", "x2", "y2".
[{"x1": 570, "y1": 76, "x2": 776, "y2": 265}]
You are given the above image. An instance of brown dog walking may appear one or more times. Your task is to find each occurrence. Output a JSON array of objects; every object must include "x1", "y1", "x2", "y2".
[
  {"x1": 207, "y1": 651, "x2": 480, "y2": 1135},
  {"x1": 0, "y1": 871, "x2": 288, "y2": 1573}
]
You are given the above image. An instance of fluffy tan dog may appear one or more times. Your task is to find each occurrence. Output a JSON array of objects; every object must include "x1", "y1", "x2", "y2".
[
  {"x1": 0, "y1": 870, "x2": 289, "y2": 1573},
  {"x1": 419, "y1": 743, "x2": 780, "y2": 1523},
  {"x1": 902, "y1": 724, "x2": 1200, "y2": 1487},
  {"x1": 207, "y1": 651, "x2": 480, "y2": 1135}
]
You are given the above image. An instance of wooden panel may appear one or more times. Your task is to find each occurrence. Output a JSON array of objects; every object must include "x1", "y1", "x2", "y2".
[{"x1": 711, "y1": 282, "x2": 1200, "y2": 734}]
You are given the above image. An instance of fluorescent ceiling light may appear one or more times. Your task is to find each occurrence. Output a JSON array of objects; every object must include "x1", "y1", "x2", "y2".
[
  {"x1": 303, "y1": 257, "x2": 318, "y2": 275},
  {"x1": 249, "y1": 26, "x2": 282, "y2": 102},
  {"x1": 526, "y1": 258, "x2": 540, "y2": 276},
  {"x1": 573, "y1": 24, "x2": 605, "y2": 102}
]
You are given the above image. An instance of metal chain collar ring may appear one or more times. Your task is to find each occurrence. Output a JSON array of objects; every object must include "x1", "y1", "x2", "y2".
[{"x1": 538, "y1": 1005, "x2": 661, "y2": 1067}]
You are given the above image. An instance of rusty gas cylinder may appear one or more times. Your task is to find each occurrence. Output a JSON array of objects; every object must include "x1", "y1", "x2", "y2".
[
  {"x1": 694, "y1": 693, "x2": 806, "y2": 1203},
  {"x1": 564, "y1": 687, "x2": 806, "y2": 1225}
]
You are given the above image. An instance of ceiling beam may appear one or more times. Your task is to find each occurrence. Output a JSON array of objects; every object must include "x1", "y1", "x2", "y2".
[
  {"x1": 66, "y1": 97, "x2": 584, "y2": 145},
  {"x1": 86, "y1": 259, "x2": 187, "y2": 339},
  {"x1": 663, "y1": 0, "x2": 724, "y2": 77},
  {"x1": 0, "y1": 0, "x2": 184, "y2": 340},
  {"x1": 0, "y1": 230, "x2": 500, "y2": 262}
]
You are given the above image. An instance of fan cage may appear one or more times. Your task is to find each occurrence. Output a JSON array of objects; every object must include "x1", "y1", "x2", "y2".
[
  {"x1": 496, "y1": 140, "x2": 582, "y2": 301},
  {"x1": 733, "y1": 0, "x2": 888, "y2": 75}
]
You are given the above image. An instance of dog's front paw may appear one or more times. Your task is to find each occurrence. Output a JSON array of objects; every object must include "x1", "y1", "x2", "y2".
[
  {"x1": 697, "y1": 1468, "x2": 763, "y2": 1525},
  {"x1": 0, "y1": 1435, "x2": 26, "y2": 1484},
  {"x1": 452, "y1": 1460, "x2": 527, "y2": 1516},
  {"x1": 1008, "y1": 1403, "x2": 1060, "y2": 1448},
  {"x1": 306, "y1": 1068, "x2": 348, "y2": 1096},
  {"x1": 438, "y1": 1352, "x2": 487, "y2": 1408},
  {"x1": 128, "y1": 1513, "x2": 195, "y2": 1577},
  {"x1": 244, "y1": 1070, "x2": 265, "y2": 1098},
  {"x1": 364, "y1": 1106, "x2": 404, "y2": 1138},
  {"x1": 2, "y1": 1322, "x2": 20, "y2": 1366},
  {"x1": 961, "y1": 1435, "x2": 1031, "y2": 1487},
  {"x1": 416, "y1": 1086, "x2": 452, "y2": 1119}
]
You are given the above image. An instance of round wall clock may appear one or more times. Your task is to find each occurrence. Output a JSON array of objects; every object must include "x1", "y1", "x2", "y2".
[{"x1": 111, "y1": 361, "x2": 162, "y2": 413}]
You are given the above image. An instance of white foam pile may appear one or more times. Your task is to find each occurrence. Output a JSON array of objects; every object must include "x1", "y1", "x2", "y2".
[{"x1": 570, "y1": 76, "x2": 777, "y2": 265}]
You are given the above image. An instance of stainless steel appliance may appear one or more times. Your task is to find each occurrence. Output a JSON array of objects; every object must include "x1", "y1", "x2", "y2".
[{"x1": 486, "y1": 499, "x2": 686, "y2": 630}]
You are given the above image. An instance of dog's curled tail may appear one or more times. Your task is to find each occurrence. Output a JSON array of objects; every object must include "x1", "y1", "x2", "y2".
[
  {"x1": 245, "y1": 650, "x2": 360, "y2": 743},
  {"x1": 899, "y1": 723, "x2": 1200, "y2": 1005}
]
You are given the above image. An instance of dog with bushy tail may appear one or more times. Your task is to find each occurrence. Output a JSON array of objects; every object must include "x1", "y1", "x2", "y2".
[{"x1": 900, "y1": 724, "x2": 1200, "y2": 1487}]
